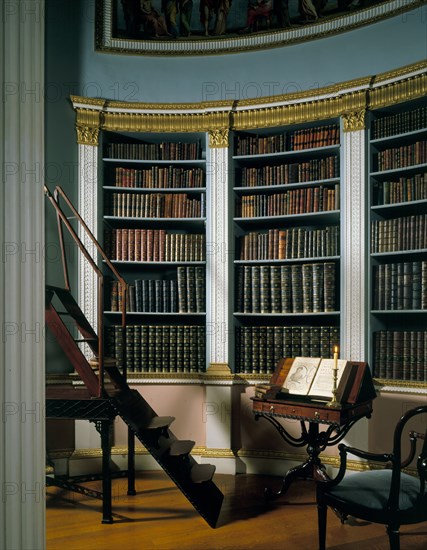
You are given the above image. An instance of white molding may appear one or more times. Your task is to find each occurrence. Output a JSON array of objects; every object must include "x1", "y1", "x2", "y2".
[
  {"x1": 341, "y1": 128, "x2": 367, "y2": 361},
  {"x1": 78, "y1": 144, "x2": 99, "y2": 351},
  {"x1": 0, "y1": 1, "x2": 45, "y2": 548}
]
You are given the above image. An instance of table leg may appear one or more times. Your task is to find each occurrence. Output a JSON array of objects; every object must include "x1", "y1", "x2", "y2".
[
  {"x1": 100, "y1": 419, "x2": 113, "y2": 524},
  {"x1": 127, "y1": 425, "x2": 136, "y2": 496}
]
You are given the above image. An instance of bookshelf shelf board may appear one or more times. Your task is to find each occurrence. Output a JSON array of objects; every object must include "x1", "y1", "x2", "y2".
[
  {"x1": 103, "y1": 216, "x2": 206, "y2": 228},
  {"x1": 370, "y1": 162, "x2": 427, "y2": 179},
  {"x1": 371, "y1": 199, "x2": 427, "y2": 216},
  {"x1": 234, "y1": 256, "x2": 340, "y2": 264},
  {"x1": 371, "y1": 309, "x2": 427, "y2": 315},
  {"x1": 104, "y1": 260, "x2": 206, "y2": 266},
  {"x1": 370, "y1": 127, "x2": 427, "y2": 147},
  {"x1": 103, "y1": 186, "x2": 206, "y2": 194},
  {"x1": 233, "y1": 311, "x2": 340, "y2": 317},
  {"x1": 234, "y1": 210, "x2": 339, "y2": 227},
  {"x1": 373, "y1": 378, "x2": 427, "y2": 391},
  {"x1": 103, "y1": 158, "x2": 206, "y2": 166},
  {"x1": 233, "y1": 179, "x2": 340, "y2": 194},
  {"x1": 232, "y1": 144, "x2": 340, "y2": 163},
  {"x1": 371, "y1": 248, "x2": 427, "y2": 259},
  {"x1": 104, "y1": 311, "x2": 206, "y2": 316}
]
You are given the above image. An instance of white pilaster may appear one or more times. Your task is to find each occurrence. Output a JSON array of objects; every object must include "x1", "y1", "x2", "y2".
[
  {"x1": 341, "y1": 127, "x2": 368, "y2": 361},
  {"x1": 204, "y1": 136, "x2": 236, "y2": 473},
  {"x1": 0, "y1": 1, "x2": 45, "y2": 548},
  {"x1": 77, "y1": 144, "x2": 99, "y2": 338},
  {"x1": 206, "y1": 144, "x2": 232, "y2": 366}
]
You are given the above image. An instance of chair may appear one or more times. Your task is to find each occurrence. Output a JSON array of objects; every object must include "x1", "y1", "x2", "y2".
[{"x1": 316, "y1": 405, "x2": 427, "y2": 550}]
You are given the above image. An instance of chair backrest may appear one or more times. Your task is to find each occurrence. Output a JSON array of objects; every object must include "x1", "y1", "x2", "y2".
[{"x1": 389, "y1": 404, "x2": 427, "y2": 511}]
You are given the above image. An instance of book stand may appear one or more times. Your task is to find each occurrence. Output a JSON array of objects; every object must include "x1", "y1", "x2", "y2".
[{"x1": 252, "y1": 358, "x2": 376, "y2": 499}]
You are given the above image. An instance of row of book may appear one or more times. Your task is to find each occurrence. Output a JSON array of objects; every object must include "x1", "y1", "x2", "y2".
[
  {"x1": 235, "y1": 132, "x2": 287, "y2": 156},
  {"x1": 234, "y1": 125, "x2": 339, "y2": 157},
  {"x1": 373, "y1": 330, "x2": 427, "y2": 381},
  {"x1": 112, "y1": 166, "x2": 204, "y2": 188},
  {"x1": 375, "y1": 141, "x2": 427, "y2": 172},
  {"x1": 235, "y1": 325, "x2": 339, "y2": 374},
  {"x1": 105, "y1": 325, "x2": 206, "y2": 373},
  {"x1": 106, "y1": 192, "x2": 205, "y2": 219},
  {"x1": 109, "y1": 267, "x2": 206, "y2": 313},
  {"x1": 372, "y1": 261, "x2": 427, "y2": 310},
  {"x1": 371, "y1": 214, "x2": 427, "y2": 254},
  {"x1": 372, "y1": 171, "x2": 427, "y2": 206},
  {"x1": 235, "y1": 263, "x2": 336, "y2": 314},
  {"x1": 372, "y1": 106, "x2": 427, "y2": 140},
  {"x1": 239, "y1": 156, "x2": 339, "y2": 187},
  {"x1": 104, "y1": 229, "x2": 206, "y2": 262},
  {"x1": 106, "y1": 141, "x2": 202, "y2": 161},
  {"x1": 235, "y1": 185, "x2": 339, "y2": 218},
  {"x1": 238, "y1": 226, "x2": 340, "y2": 260},
  {"x1": 288, "y1": 124, "x2": 340, "y2": 151}
]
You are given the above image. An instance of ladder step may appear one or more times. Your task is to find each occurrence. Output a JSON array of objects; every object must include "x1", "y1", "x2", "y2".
[
  {"x1": 144, "y1": 416, "x2": 175, "y2": 431},
  {"x1": 56, "y1": 311, "x2": 71, "y2": 315},
  {"x1": 169, "y1": 440, "x2": 195, "y2": 457},
  {"x1": 88, "y1": 356, "x2": 117, "y2": 367},
  {"x1": 75, "y1": 338, "x2": 98, "y2": 343},
  {"x1": 190, "y1": 464, "x2": 216, "y2": 484}
]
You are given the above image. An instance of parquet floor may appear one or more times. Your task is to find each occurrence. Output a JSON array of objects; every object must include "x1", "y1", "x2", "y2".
[{"x1": 46, "y1": 471, "x2": 427, "y2": 550}]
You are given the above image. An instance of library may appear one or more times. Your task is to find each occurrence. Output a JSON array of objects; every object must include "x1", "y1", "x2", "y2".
[{"x1": 1, "y1": 1, "x2": 427, "y2": 549}]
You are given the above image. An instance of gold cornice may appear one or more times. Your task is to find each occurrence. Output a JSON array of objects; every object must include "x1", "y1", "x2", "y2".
[
  {"x1": 372, "y1": 60, "x2": 427, "y2": 85},
  {"x1": 342, "y1": 109, "x2": 366, "y2": 132},
  {"x1": 235, "y1": 77, "x2": 372, "y2": 108},
  {"x1": 369, "y1": 69, "x2": 427, "y2": 110},
  {"x1": 70, "y1": 95, "x2": 106, "y2": 108},
  {"x1": 103, "y1": 99, "x2": 234, "y2": 111},
  {"x1": 208, "y1": 129, "x2": 229, "y2": 148},
  {"x1": 70, "y1": 61, "x2": 426, "y2": 132},
  {"x1": 101, "y1": 111, "x2": 230, "y2": 133}
]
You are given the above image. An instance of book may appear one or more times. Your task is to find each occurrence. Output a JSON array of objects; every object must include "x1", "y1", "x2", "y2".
[{"x1": 280, "y1": 356, "x2": 352, "y2": 402}]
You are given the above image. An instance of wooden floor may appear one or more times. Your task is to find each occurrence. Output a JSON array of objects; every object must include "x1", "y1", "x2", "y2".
[{"x1": 46, "y1": 471, "x2": 427, "y2": 550}]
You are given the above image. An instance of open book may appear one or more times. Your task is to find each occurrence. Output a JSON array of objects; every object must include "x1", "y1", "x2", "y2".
[{"x1": 280, "y1": 356, "x2": 351, "y2": 401}]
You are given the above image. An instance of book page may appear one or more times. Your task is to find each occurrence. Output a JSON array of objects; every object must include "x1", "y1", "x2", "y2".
[
  {"x1": 281, "y1": 357, "x2": 322, "y2": 395},
  {"x1": 308, "y1": 358, "x2": 348, "y2": 399}
]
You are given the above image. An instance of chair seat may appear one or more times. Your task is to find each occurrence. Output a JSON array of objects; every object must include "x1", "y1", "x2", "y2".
[{"x1": 328, "y1": 470, "x2": 422, "y2": 512}]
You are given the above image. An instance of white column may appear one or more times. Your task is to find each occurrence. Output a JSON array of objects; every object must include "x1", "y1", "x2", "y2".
[
  {"x1": 78, "y1": 144, "x2": 99, "y2": 338},
  {"x1": 0, "y1": 1, "x2": 45, "y2": 549},
  {"x1": 204, "y1": 130, "x2": 236, "y2": 473},
  {"x1": 341, "y1": 112, "x2": 368, "y2": 361},
  {"x1": 206, "y1": 140, "x2": 232, "y2": 367}
]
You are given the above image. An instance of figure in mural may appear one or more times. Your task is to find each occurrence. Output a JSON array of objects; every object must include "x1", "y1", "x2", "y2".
[
  {"x1": 213, "y1": 0, "x2": 232, "y2": 36},
  {"x1": 162, "y1": 0, "x2": 180, "y2": 37},
  {"x1": 242, "y1": 0, "x2": 273, "y2": 32},
  {"x1": 199, "y1": 0, "x2": 216, "y2": 36},
  {"x1": 139, "y1": 0, "x2": 170, "y2": 37},
  {"x1": 179, "y1": 0, "x2": 193, "y2": 36},
  {"x1": 273, "y1": 0, "x2": 291, "y2": 28},
  {"x1": 299, "y1": 0, "x2": 318, "y2": 22}
]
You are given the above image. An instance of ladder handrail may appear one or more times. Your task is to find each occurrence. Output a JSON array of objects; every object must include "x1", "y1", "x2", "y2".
[{"x1": 44, "y1": 184, "x2": 128, "y2": 397}]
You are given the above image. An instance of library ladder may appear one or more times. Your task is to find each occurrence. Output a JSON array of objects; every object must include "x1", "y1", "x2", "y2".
[{"x1": 44, "y1": 185, "x2": 223, "y2": 528}]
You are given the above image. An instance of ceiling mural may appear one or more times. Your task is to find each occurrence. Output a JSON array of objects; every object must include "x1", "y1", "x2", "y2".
[{"x1": 95, "y1": 0, "x2": 426, "y2": 55}]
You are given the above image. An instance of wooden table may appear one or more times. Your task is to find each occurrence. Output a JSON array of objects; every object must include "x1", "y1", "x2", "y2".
[{"x1": 252, "y1": 396, "x2": 373, "y2": 499}]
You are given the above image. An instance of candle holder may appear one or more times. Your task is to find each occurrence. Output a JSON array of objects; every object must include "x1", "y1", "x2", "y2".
[{"x1": 327, "y1": 366, "x2": 342, "y2": 409}]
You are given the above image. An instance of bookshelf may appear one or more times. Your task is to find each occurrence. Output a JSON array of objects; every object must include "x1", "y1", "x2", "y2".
[
  {"x1": 232, "y1": 122, "x2": 342, "y2": 375},
  {"x1": 101, "y1": 131, "x2": 207, "y2": 374},
  {"x1": 369, "y1": 100, "x2": 427, "y2": 383}
]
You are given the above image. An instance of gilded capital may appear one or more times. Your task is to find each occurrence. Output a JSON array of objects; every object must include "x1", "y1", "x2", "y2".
[
  {"x1": 342, "y1": 110, "x2": 366, "y2": 132},
  {"x1": 76, "y1": 125, "x2": 100, "y2": 146},
  {"x1": 209, "y1": 128, "x2": 229, "y2": 148}
]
